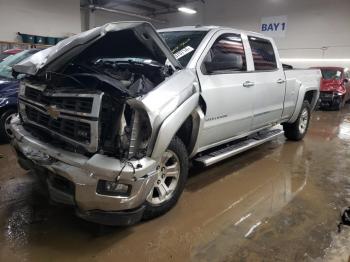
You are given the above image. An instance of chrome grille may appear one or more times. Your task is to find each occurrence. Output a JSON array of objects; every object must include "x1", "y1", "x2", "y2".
[
  {"x1": 19, "y1": 82, "x2": 103, "y2": 153},
  {"x1": 25, "y1": 86, "x2": 94, "y2": 114},
  {"x1": 25, "y1": 106, "x2": 91, "y2": 143}
]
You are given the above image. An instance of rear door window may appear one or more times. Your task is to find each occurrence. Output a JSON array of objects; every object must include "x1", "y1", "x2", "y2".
[{"x1": 248, "y1": 36, "x2": 277, "y2": 71}]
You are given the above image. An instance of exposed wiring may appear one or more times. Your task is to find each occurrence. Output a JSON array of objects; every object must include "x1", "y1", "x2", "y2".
[{"x1": 115, "y1": 159, "x2": 136, "y2": 182}]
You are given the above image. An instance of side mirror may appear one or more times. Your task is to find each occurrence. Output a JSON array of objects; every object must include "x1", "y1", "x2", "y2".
[{"x1": 343, "y1": 78, "x2": 349, "y2": 84}]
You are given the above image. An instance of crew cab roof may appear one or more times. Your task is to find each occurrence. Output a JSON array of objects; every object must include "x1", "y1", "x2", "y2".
[{"x1": 158, "y1": 25, "x2": 265, "y2": 38}]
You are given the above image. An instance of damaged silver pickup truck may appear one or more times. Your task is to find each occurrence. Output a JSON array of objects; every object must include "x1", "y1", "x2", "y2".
[{"x1": 10, "y1": 22, "x2": 321, "y2": 225}]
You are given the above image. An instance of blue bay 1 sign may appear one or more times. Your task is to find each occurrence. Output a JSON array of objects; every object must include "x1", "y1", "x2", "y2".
[{"x1": 260, "y1": 15, "x2": 288, "y2": 38}]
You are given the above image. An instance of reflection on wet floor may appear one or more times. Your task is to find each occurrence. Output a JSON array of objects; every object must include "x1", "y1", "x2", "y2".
[
  {"x1": 338, "y1": 114, "x2": 350, "y2": 141},
  {"x1": 1, "y1": 106, "x2": 350, "y2": 261}
]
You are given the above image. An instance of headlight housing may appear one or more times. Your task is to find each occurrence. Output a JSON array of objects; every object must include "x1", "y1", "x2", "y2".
[
  {"x1": 125, "y1": 108, "x2": 152, "y2": 159},
  {"x1": 100, "y1": 97, "x2": 152, "y2": 160}
]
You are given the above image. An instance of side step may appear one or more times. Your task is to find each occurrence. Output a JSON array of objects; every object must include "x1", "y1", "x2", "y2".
[{"x1": 194, "y1": 129, "x2": 284, "y2": 167}]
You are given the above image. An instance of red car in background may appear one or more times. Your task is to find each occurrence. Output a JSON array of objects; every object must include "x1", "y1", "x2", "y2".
[
  {"x1": 0, "y1": 48, "x2": 23, "y2": 62},
  {"x1": 314, "y1": 67, "x2": 350, "y2": 110}
]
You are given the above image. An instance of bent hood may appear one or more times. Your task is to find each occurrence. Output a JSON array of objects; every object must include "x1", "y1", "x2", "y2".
[{"x1": 13, "y1": 22, "x2": 181, "y2": 76}]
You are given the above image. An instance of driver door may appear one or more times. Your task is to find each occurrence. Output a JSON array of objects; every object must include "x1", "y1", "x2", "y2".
[{"x1": 196, "y1": 32, "x2": 255, "y2": 151}]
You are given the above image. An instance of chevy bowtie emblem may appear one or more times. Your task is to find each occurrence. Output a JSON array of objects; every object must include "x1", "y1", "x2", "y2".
[{"x1": 46, "y1": 105, "x2": 60, "y2": 119}]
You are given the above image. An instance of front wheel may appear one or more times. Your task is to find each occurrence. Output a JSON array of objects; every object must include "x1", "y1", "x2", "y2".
[
  {"x1": 143, "y1": 136, "x2": 188, "y2": 220},
  {"x1": 283, "y1": 101, "x2": 311, "y2": 141}
]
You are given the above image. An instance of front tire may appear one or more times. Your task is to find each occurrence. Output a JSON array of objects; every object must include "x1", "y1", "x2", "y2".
[
  {"x1": 0, "y1": 109, "x2": 16, "y2": 142},
  {"x1": 143, "y1": 136, "x2": 188, "y2": 220},
  {"x1": 283, "y1": 101, "x2": 311, "y2": 141}
]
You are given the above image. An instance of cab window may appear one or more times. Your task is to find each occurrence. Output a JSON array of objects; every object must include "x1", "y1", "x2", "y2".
[
  {"x1": 248, "y1": 36, "x2": 277, "y2": 71},
  {"x1": 201, "y1": 33, "x2": 246, "y2": 74}
]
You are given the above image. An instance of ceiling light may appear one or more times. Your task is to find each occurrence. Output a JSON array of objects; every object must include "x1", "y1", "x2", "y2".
[{"x1": 178, "y1": 7, "x2": 197, "y2": 14}]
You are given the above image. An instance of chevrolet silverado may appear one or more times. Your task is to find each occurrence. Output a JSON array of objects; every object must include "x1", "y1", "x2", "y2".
[{"x1": 10, "y1": 22, "x2": 321, "y2": 225}]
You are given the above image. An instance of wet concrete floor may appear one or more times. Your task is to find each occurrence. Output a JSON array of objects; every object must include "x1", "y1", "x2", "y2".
[{"x1": 1, "y1": 106, "x2": 350, "y2": 262}]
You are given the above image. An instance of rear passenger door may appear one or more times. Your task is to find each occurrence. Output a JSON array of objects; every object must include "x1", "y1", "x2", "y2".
[
  {"x1": 196, "y1": 32, "x2": 255, "y2": 150},
  {"x1": 247, "y1": 36, "x2": 285, "y2": 130}
]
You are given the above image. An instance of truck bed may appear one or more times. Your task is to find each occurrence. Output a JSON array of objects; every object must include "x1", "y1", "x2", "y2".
[{"x1": 284, "y1": 69, "x2": 322, "y2": 88}]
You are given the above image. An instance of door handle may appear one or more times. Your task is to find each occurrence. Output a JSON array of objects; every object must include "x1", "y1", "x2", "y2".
[
  {"x1": 243, "y1": 81, "x2": 255, "y2": 87},
  {"x1": 277, "y1": 79, "x2": 286, "y2": 84}
]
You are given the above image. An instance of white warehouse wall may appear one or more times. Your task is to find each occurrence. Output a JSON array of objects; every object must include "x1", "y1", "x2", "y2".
[
  {"x1": 0, "y1": 0, "x2": 81, "y2": 42},
  {"x1": 159, "y1": 0, "x2": 350, "y2": 68}
]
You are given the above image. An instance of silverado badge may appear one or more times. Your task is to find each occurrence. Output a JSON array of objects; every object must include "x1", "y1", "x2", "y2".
[{"x1": 46, "y1": 105, "x2": 60, "y2": 119}]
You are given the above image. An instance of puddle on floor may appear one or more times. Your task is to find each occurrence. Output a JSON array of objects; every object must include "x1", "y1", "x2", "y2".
[{"x1": 0, "y1": 107, "x2": 350, "y2": 261}]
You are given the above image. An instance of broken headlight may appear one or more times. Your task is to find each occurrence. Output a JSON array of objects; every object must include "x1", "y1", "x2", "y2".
[{"x1": 124, "y1": 108, "x2": 152, "y2": 159}]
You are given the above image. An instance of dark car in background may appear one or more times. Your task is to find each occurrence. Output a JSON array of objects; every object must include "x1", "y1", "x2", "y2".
[
  {"x1": 0, "y1": 48, "x2": 24, "y2": 62},
  {"x1": 0, "y1": 49, "x2": 39, "y2": 141},
  {"x1": 314, "y1": 67, "x2": 350, "y2": 110}
]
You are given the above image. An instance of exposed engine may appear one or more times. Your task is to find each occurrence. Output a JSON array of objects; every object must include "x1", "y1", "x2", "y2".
[{"x1": 19, "y1": 58, "x2": 172, "y2": 160}]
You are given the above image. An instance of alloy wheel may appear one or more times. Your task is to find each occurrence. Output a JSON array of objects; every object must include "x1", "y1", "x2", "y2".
[
  {"x1": 299, "y1": 108, "x2": 309, "y2": 134},
  {"x1": 147, "y1": 150, "x2": 181, "y2": 205}
]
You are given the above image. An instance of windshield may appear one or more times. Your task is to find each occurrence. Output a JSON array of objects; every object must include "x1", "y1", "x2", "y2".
[
  {"x1": 321, "y1": 69, "x2": 342, "y2": 80},
  {"x1": 0, "y1": 50, "x2": 38, "y2": 79},
  {"x1": 159, "y1": 30, "x2": 208, "y2": 66}
]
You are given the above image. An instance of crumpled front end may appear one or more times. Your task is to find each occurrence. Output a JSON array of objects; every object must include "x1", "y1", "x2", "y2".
[
  {"x1": 11, "y1": 68, "x2": 197, "y2": 225},
  {"x1": 11, "y1": 114, "x2": 158, "y2": 225},
  {"x1": 10, "y1": 22, "x2": 198, "y2": 225},
  {"x1": 319, "y1": 79, "x2": 346, "y2": 108}
]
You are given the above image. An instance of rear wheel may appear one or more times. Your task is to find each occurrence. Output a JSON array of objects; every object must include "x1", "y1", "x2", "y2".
[
  {"x1": 283, "y1": 101, "x2": 311, "y2": 141},
  {"x1": 0, "y1": 109, "x2": 16, "y2": 142},
  {"x1": 143, "y1": 137, "x2": 188, "y2": 220}
]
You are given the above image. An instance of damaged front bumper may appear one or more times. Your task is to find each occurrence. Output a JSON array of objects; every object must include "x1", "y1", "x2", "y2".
[{"x1": 10, "y1": 116, "x2": 158, "y2": 226}]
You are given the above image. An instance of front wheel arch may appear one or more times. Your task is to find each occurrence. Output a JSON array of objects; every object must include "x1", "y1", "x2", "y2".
[{"x1": 150, "y1": 94, "x2": 199, "y2": 159}]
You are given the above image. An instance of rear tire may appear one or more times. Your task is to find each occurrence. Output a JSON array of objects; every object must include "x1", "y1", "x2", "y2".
[
  {"x1": 0, "y1": 109, "x2": 16, "y2": 142},
  {"x1": 143, "y1": 136, "x2": 188, "y2": 220},
  {"x1": 283, "y1": 101, "x2": 311, "y2": 141}
]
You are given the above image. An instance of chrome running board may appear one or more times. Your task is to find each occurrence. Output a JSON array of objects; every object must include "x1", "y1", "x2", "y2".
[{"x1": 194, "y1": 129, "x2": 284, "y2": 167}]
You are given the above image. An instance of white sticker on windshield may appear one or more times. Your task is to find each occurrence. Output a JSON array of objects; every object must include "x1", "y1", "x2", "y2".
[{"x1": 174, "y1": 46, "x2": 194, "y2": 59}]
